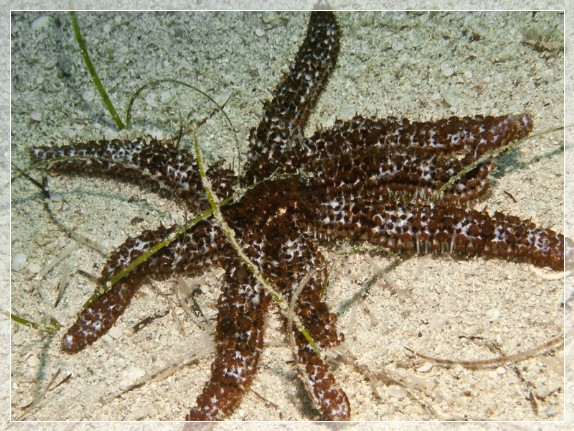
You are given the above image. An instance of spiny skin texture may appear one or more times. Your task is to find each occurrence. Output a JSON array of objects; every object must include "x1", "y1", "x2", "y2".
[{"x1": 29, "y1": 12, "x2": 567, "y2": 420}]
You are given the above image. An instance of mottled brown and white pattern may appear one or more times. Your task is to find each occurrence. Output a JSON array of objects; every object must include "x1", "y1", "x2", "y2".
[{"x1": 12, "y1": 10, "x2": 566, "y2": 421}]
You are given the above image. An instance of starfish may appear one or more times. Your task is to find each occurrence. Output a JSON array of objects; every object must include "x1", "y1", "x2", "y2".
[{"x1": 17, "y1": 11, "x2": 566, "y2": 420}]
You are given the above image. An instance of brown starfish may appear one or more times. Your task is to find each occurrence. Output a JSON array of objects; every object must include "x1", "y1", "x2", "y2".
[{"x1": 12, "y1": 11, "x2": 565, "y2": 421}]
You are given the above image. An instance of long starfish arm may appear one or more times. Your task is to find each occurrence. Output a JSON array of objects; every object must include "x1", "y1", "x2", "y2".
[
  {"x1": 187, "y1": 264, "x2": 271, "y2": 420},
  {"x1": 299, "y1": 114, "x2": 533, "y2": 203},
  {"x1": 30, "y1": 136, "x2": 236, "y2": 212},
  {"x1": 250, "y1": 220, "x2": 350, "y2": 419},
  {"x1": 305, "y1": 113, "x2": 532, "y2": 159},
  {"x1": 285, "y1": 240, "x2": 350, "y2": 420},
  {"x1": 62, "y1": 222, "x2": 228, "y2": 352},
  {"x1": 245, "y1": 11, "x2": 340, "y2": 183},
  {"x1": 312, "y1": 201, "x2": 567, "y2": 270}
]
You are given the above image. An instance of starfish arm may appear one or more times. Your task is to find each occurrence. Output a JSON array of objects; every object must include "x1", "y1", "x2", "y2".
[
  {"x1": 62, "y1": 280, "x2": 140, "y2": 353},
  {"x1": 30, "y1": 136, "x2": 235, "y2": 212},
  {"x1": 305, "y1": 113, "x2": 532, "y2": 159},
  {"x1": 296, "y1": 348, "x2": 350, "y2": 420},
  {"x1": 245, "y1": 11, "x2": 340, "y2": 183},
  {"x1": 249, "y1": 221, "x2": 350, "y2": 419},
  {"x1": 62, "y1": 222, "x2": 228, "y2": 352},
  {"x1": 298, "y1": 114, "x2": 533, "y2": 203},
  {"x1": 286, "y1": 243, "x2": 350, "y2": 420},
  {"x1": 187, "y1": 264, "x2": 271, "y2": 420},
  {"x1": 313, "y1": 201, "x2": 567, "y2": 270}
]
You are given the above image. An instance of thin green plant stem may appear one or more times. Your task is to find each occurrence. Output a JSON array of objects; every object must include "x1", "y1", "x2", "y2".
[
  {"x1": 83, "y1": 195, "x2": 232, "y2": 308},
  {"x1": 69, "y1": 10, "x2": 125, "y2": 130},
  {"x1": 3, "y1": 311, "x2": 62, "y2": 335},
  {"x1": 191, "y1": 130, "x2": 321, "y2": 357}
]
